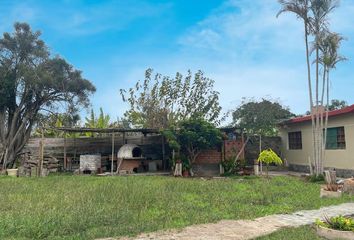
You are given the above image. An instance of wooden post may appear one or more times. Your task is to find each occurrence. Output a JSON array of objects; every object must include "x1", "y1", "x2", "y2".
[
  {"x1": 72, "y1": 136, "x2": 77, "y2": 171},
  {"x1": 38, "y1": 127, "x2": 44, "y2": 177},
  {"x1": 162, "y1": 135, "x2": 166, "y2": 170},
  {"x1": 111, "y1": 132, "x2": 115, "y2": 175},
  {"x1": 63, "y1": 132, "x2": 67, "y2": 171},
  {"x1": 259, "y1": 135, "x2": 263, "y2": 174}
]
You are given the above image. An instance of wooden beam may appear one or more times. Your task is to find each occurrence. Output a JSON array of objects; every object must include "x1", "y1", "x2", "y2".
[
  {"x1": 111, "y1": 132, "x2": 115, "y2": 175},
  {"x1": 45, "y1": 127, "x2": 160, "y2": 134}
]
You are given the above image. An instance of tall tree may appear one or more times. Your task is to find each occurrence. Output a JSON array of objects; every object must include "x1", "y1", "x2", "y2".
[
  {"x1": 232, "y1": 98, "x2": 295, "y2": 136},
  {"x1": 327, "y1": 99, "x2": 347, "y2": 111},
  {"x1": 318, "y1": 33, "x2": 346, "y2": 166},
  {"x1": 277, "y1": 0, "x2": 343, "y2": 176},
  {"x1": 163, "y1": 118, "x2": 222, "y2": 166},
  {"x1": 0, "y1": 23, "x2": 96, "y2": 169},
  {"x1": 120, "y1": 68, "x2": 222, "y2": 129}
]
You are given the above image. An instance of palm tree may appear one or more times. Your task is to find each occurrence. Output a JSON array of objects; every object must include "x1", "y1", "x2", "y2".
[
  {"x1": 277, "y1": 0, "x2": 318, "y2": 173},
  {"x1": 310, "y1": 0, "x2": 339, "y2": 174},
  {"x1": 277, "y1": 0, "x2": 341, "y2": 176},
  {"x1": 318, "y1": 32, "x2": 346, "y2": 167}
]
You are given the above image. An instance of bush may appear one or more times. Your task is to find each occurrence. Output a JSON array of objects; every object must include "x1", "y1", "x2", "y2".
[
  {"x1": 307, "y1": 174, "x2": 325, "y2": 183},
  {"x1": 257, "y1": 149, "x2": 283, "y2": 177},
  {"x1": 316, "y1": 215, "x2": 354, "y2": 232},
  {"x1": 221, "y1": 157, "x2": 246, "y2": 175}
]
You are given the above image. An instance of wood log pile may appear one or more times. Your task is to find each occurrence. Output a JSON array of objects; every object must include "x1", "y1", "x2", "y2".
[
  {"x1": 20, "y1": 153, "x2": 60, "y2": 177},
  {"x1": 343, "y1": 178, "x2": 354, "y2": 195}
]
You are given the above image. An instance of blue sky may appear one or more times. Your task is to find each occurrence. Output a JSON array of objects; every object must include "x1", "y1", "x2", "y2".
[{"x1": 1, "y1": 0, "x2": 353, "y2": 123}]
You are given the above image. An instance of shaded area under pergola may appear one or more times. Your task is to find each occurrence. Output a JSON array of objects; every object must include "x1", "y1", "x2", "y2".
[{"x1": 43, "y1": 127, "x2": 165, "y2": 175}]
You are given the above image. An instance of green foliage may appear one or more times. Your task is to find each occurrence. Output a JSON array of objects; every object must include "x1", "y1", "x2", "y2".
[
  {"x1": 164, "y1": 118, "x2": 222, "y2": 165},
  {"x1": 258, "y1": 149, "x2": 283, "y2": 166},
  {"x1": 221, "y1": 157, "x2": 238, "y2": 174},
  {"x1": 0, "y1": 23, "x2": 95, "y2": 168},
  {"x1": 0, "y1": 176, "x2": 353, "y2": 239},
  {"x1": 255, "y1": 226, "x2": 324, "y2": 240},
  {"x1": 221, "y1": 146, "x2": 245, "y2": 175},
  {"x1": 307, "y1": 174, "x2": 325, "y2": 183},
  {"x1": 84, "y1": 108, "x2": 111, "y2": 137},
  {"x1": 120, "y1": 69, "x2": 222, "y2": 129},
  {"x1": 232, "y1": 98, "x2": 294, "y2": 136},
  {"x1": 258, "y1": 149, "x2": 283, "y2": 177},
  {"x1": 316, "y1": 216, "x2": 354, "y2": 232},
  {"x1": 162, "y1": 129, "x2": 180, "y2": 152},
  {"x1": 305, "y1": 99, "x2": 347, "y2": 114},
  {"x1": 110, "y1": 117, "x2": 131, "y2": 129},
  {"x1": 33, "y1": 112, "x2": 81, "y2": 138},
  {"x1": 180, "y1": 154, "x2": 191, "y2": 171},
  {"x1": 328, "y1": 99, "x2": 348, "y2": 111}
]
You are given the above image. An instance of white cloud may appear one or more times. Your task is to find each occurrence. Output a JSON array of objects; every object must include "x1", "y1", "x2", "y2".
[{"x1": 172, "y1": 0, "x2": 354, "y2": 120}]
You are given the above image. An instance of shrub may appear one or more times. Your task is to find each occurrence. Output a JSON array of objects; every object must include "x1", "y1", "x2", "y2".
[
  {"x1": 257, "y1": 149, "x2": 283, "y2": 177},
  {"x1": 306, "y1": 174, "x2": 325, "y2": 183},
  {"x1": 316, "y1": 215, "x2": 354, "y2": 232}
]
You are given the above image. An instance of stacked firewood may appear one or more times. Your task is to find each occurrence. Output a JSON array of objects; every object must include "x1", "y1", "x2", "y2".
[
  {"x1": 20, "y1": 154, "x2": 59, "y2": 177},
  {"x1": 343, "y1": 178, "x2": 354, "y2": 194}
]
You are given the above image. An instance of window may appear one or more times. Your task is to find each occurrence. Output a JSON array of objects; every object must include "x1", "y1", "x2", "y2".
[
  {"x1": 325, "y1": 127, "x2": 346, "y2": 150},
  {"x1": 288, "y1": 131, "x2": 302, "y2": 150}
]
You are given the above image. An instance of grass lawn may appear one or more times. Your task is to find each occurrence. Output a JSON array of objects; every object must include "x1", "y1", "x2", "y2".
[
  {"x1": 254, "y1": 226, "x2": 325, "y2": 240},
  {"x1": 0, "y1": 175, "x2": 353, "y2": 239}
]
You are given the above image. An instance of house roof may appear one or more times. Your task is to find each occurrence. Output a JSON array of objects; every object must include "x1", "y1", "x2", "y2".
[{"x1": 281, "y1": 104, "x2": 354, "y2": 125}]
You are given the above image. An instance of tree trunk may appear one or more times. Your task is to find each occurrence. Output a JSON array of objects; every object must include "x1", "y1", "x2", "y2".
[
  {"x1": 1, "y1": 147, "x2": 16, "y2": 169},
  {"x1": 304, "y1": 20, "x2": 317, "y2": 175},
  {"x1": 323, "y1": 69, "x2": 330, "y2": 169},
  {"x1": 0, "y1": 110, "x2": 35, "y2": 169}
]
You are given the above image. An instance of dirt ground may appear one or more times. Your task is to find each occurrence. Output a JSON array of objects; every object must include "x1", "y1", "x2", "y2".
[{"x1": 101, "y1": 216, "x2": 287, "y2": 240}]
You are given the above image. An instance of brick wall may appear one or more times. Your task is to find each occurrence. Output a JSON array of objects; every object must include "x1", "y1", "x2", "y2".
[
  {"x1": 224, "y1": 140, "x2": 244, "y2": 160},
  {"x1": 195, "y1": 139, "x2": 244, "y2": 164},
  {"x1": 195, "y1": 149, "x2": 222, "y2": 164}
]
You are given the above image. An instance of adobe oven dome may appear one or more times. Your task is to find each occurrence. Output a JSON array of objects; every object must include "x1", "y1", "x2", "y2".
[{"x1": 117, "y1": 144, "x2": 143, "y2": 159}]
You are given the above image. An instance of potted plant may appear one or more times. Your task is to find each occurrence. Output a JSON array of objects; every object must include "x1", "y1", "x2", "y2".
[
  {"x1": 315, "y1": 215, "x2": 354, "y2": 240},
  {"x1": 6, "y1": 159, "x2": 19, "y2": 177}
]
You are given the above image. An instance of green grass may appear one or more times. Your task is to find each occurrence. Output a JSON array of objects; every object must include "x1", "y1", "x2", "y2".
[
  {"x1": 254, "y1": 226, "x2": 325, "y2": 240},
  {"x1": 0, "y1": 175, "x2": 352, "y2": 239}
]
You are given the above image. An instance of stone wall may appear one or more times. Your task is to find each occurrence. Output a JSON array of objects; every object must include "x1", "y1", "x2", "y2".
[{"x1": 289, "y1": 164, "x2": 354, "y2": 178}]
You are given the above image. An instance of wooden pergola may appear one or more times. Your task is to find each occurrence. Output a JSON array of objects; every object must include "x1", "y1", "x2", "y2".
[{"x1": 45, "y1": 127, "x2": 163, "y2": 174}]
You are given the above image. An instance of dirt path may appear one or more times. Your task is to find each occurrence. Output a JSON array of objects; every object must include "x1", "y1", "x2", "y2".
[{"x1": 100, "y1": 203, "x2": 354, "y2": 240}]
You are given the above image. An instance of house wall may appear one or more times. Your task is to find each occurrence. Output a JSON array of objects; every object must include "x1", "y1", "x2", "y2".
[{"x1": 279, "y1": 113, "x2": 354, "y2": 177}]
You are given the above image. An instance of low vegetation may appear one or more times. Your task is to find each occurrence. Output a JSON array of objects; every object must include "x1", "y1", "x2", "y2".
[
  {"x1": 255, "y1": 226, "x2": 324, "y2": 240},
  {"x1": 316, "y1": 215, "x2": 354, "y2": 232},
  {"x1": 0, "y1": 175, "x2": 353, "y2": 239}
]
